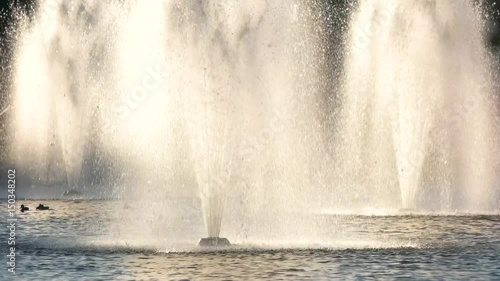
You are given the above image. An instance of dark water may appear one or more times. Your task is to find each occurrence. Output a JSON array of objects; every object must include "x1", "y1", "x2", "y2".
[{"x1": 1, "y1": 200, "x2": 499, "y2": 280}]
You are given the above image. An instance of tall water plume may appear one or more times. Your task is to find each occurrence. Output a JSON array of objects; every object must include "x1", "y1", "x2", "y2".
[
  {"x1": 340, "y1": 0, "x2": 499, "y2": 211},
  {"x1": 9, "y1": 0, "x2": 325, "y2": 242},
  {"x1": 9, "y1": 0, "x2": 498, "y2": 248}
]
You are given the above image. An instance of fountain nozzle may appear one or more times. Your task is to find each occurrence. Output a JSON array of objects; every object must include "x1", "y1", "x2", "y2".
[{"x1": 197, "y1": 237, "x2": 231, "y2": 247}]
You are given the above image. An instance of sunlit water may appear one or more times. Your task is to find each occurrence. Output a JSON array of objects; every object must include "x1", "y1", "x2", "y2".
[{"x1": 1, "y1": 200, "x2": 499, "y2": 280}]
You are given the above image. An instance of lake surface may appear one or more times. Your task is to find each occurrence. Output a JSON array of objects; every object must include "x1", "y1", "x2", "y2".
[{"x1": 1, "y1": 200, "x2": 499, "y2": 280}]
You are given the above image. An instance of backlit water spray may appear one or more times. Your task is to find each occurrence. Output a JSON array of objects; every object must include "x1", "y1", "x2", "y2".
[
  {"x1": 9, "y1": 0, "x2": 324, "y2": 245},
  {"x1": 6, "y1": 0, "x2": 500, "y2": 249},
  {"x1": 340, "y1": 0, "x2": 499, "y2": 211}
]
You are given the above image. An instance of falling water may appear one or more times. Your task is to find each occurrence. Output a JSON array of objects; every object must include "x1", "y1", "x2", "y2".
[
  {"x1": 9, "y1": 0, "x2": 324, "y2": 241},
  {"x1": 7, "y1": 0, "x2": 499, "y2": 247},
  {"x1": 341, "y1": 0, "x2": 499, "y2": 211}
]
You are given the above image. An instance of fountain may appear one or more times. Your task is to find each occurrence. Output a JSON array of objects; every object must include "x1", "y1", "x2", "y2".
[
  {"x1": 340, "y1": 0, "x2": 499, "y2": 211},
  {"x1": 8, "y1": 0, "x2": 325, "y2": 244},
  {"x1": 4, "y1": 0, "x2": 499, "y2": 249}
]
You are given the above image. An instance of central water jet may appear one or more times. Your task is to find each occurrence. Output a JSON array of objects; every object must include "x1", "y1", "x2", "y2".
[{"x1": 9, "y1": 0, "x2": 326, "y2": 244}]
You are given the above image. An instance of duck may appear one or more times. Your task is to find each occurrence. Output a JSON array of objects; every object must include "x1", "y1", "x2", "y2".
[
  {"x1": 20, "y1": 204, "x2": 29, "y2": 212},
  {"x1": 36, "y1": 204, "x2": 50, "y2": 210}
]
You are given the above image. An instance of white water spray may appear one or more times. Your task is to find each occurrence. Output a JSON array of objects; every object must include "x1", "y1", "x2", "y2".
[
  {"x1": 341, "y1": 0, "x2": 499, "y2": 211},
  {"x1": 9, "y1": 0, "x2": 324, "y2": 241}
]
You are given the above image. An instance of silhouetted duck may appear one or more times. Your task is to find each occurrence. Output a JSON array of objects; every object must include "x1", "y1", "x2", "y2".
[
  {"x1": 36, "y1": 204, "x2": 49, "y2": 210},
  {"x1": 20, "y1": 204, "x2": 29, "y2": 212}
]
